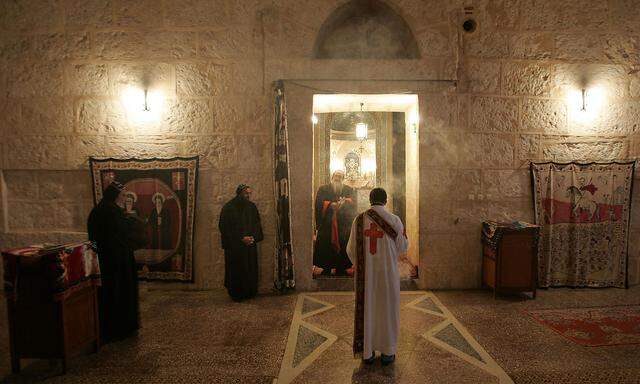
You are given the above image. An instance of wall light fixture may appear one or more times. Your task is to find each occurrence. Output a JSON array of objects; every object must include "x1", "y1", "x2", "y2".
[
  {"x1": 121, "y1": 86, "x2": 164, "y2": 124},
  {"x1": 569, "y1": 87, "x2": 605, "y2": 113},
  {"x1": 143, "y1": 89, "x2": 150, "y2": 112},
  {"x1": 567, "y1": 86, "x2": 605, "y2": 124}
]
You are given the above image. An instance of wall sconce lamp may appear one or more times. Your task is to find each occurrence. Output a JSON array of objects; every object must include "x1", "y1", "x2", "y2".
[
  {"x1": 569, "y1": 87, "x2": 605, "y2": 115},
  {"x1": 569, "y1": 87, "x2": 604, "y2": 113},
  {"x1": 311, "y1": 114, "x2": 318, "y2": 125},
  {"x1": 143, "y1": 89, "x2": 151, "y2": 112},
  {"x1": 121, "y1": 86, "x2": 164, "y2": 124},
  {"x1": 567, "y1": 86, "x2": 605, "y2": 126},
  {"x1": 123, "y1": 87, "x2": 155, "y2": 112}
]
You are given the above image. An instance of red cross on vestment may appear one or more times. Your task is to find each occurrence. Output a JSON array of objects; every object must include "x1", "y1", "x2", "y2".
[{"x1": 364, "y1": 222, "x2": 384, "y2": 255}]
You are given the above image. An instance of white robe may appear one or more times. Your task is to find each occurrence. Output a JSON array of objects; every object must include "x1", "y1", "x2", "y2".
[{"x1": 346, "y1": 205, "x2": 409, "y2": 357}]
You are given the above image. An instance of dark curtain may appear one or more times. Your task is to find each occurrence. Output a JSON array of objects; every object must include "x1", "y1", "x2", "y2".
[{"x1": 274, "y1": 81, "x2": 295, "y2": 291}]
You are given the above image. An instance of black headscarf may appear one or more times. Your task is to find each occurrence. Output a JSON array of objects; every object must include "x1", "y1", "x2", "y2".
[
  {"x1": 103, "y1": 181, "x2": 124, "y2": 202},
  {"x1": 236, "y1": 184, "x2": 250, "y2": 195}
]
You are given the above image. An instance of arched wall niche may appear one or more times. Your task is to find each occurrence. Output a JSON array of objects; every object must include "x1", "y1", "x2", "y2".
[{"x1": 313, "y1": 0, "x2": 421, "y2": 59}]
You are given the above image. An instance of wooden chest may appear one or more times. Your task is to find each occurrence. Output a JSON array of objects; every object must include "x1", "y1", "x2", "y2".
[
  {"x1": 481, "y1": 221, "x2": 540, "y2": 299},
  {"x1": 3, "y1": 242, "x2": 101, "y2": 374}
]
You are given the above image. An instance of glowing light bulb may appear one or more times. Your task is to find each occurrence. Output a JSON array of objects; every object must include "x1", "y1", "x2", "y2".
[
  {"x1": 121, "y1": 86, "x2": 164, "y2": 124},
  {"x1": 567, "y1": 87, "x2": 605, "y2": 125},
  {"x1": 122, "y1": 87, "x2": 145, "y2": 111},
  {"x1": 146, "y1": 90, "x2": 164, "y2": 112},
  {"x1": 311, "y1": 114, "x2": 318, "y2": 125}
]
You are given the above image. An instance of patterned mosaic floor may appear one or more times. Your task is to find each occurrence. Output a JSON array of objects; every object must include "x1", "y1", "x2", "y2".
[
  {"x1": 3, "y1": 288, "x2": 637, "y2": 383},
  {"x1": 275, "y1": 292, "x2": 512, "y2": 384}
]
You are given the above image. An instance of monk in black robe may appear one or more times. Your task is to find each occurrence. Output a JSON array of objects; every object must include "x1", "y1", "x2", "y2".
[
  {"x1": 149, "y1": 192, "x2": 172, "y2": 249},
  {"x1": 313, "y1": 170, "x2": 356, "y2": 276},
  {"x1": 219, "y1": 184, "x2": 264, "y2": 301},
  {"x1": 87, "y1": 181, "x2": 144, "y2": 342}
]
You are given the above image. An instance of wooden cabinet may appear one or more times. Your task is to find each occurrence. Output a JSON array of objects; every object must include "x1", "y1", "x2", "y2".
[
  {"x1": 481, "y1": 221, "x2": 540, "y2": 299},
  {"x1": 2, "y1": 242, "x2": 101, "y2": 374}
]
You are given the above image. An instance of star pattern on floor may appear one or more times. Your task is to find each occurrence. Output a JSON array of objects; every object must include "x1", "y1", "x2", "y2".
[
  {"x1": 275, "y1": 291, "x2": 513, "y2": 384},
  {"x1": 276, "y1": 295, "x2": 337, "y2": 384}
]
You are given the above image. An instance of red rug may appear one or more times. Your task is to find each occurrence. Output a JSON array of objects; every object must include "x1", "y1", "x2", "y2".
[{"x1": 526, "y1": 306, "x2": 640, "y2": 346}]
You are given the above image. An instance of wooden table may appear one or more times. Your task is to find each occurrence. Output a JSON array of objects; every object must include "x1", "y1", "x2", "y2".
[
  {"x1": 481, "y1": 221, "x2": 540, "y2": 299},
  {"x1": 2, "y1": 242, "x2": 101, "y2": 373}
]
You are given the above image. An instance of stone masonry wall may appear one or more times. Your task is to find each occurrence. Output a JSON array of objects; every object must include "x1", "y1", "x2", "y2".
[
  {"x1": 420, "y1": 0, "x2": 640, "y2": 288},
  {"x1": 0, "y1": 0, "x2": 639, "y2": 290}
]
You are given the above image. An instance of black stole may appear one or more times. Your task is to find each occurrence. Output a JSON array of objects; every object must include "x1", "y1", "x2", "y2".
[{"x1": 353, "y1": 208, "x2": 397, "y2": 357}]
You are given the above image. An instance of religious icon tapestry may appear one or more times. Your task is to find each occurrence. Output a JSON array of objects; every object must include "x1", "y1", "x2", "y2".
[
  {"x1": 273, "y1": 82, "x2": 295, "y2": 290},
  {"x1": 531, "y1": 161, "x2": 634, "y2": 288},
  {"x1": 90, "y1": 157, "x2": 199, "y2": 282}
]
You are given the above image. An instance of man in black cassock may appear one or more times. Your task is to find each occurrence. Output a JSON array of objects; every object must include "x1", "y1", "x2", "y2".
[
  {"x1": 219, "y1": 184, "x2": 264, "y2": 301},
  {"x1": 87, "y1": 181, "x2": 143, "y2": 342},
  {"x1": 149, "y1": 192, "x2": 172, "y2": 249},
  {"x1": 313, "y1": 170, "x2": 356, "y2": 276}
]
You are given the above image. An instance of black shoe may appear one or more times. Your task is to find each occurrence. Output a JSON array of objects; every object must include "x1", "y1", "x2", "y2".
[
  {"x1": 381, "y1": 354, "x2": 395, "y2": 366},
  {"x1": 363, "y1": 354, "x2": 375, "y2": 365}
]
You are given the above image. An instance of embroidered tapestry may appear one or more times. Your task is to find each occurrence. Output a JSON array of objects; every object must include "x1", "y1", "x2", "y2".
[
  {"x1": 90, "y1": 157, "x2": 199, "y2": 282},
  {"x1": 273, "y1": 82, "x2": 295, "y2": 291},
  {"x1": 531, "y1": 162, "x2": 634, "y2": 288}
]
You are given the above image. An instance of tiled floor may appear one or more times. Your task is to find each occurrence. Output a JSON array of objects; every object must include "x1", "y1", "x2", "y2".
[
  {"x1": 1, "y1": 286, "x2": 639, "y2": 383},
  {"x1": 437, "y1": 287, "x2": 640, "y2": 384},
  {"x1": 278, "y1": 292, "x2": 509, "y2": 384},
  {"x1": 0, "y1": 290, "x2": 295, "y2": 383}
]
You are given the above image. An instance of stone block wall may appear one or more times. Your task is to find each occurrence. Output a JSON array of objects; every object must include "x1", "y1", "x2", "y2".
[
  {"x1": 421, "y1": 0, "x2": 640, "y2": 288},
  {"x1": 0, "y1": 0, "x2": 639, "y2": 289}
]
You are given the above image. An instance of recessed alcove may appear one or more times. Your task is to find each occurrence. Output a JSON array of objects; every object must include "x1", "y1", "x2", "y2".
[{"x1": 313, "y1": 0, "x2": 420, "y2": 59}]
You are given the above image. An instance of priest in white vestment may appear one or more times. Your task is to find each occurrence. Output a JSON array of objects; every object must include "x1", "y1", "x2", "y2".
[{"x1": 346, "y1": 188, "x2": 409, "y2": 365}]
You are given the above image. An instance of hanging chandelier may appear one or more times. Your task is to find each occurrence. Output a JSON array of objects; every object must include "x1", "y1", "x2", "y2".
[{"x1": 355, "y1": 102, "x2": 368, "y2": 140}]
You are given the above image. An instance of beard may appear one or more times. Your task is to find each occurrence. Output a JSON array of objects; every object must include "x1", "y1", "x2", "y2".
[{"x1": 331, "y1": 181, "x2": 343, "y2": 193}]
